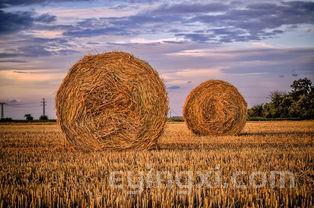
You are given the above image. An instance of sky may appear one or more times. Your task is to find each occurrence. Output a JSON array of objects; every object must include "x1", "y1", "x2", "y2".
[{"x1": 0, "y1": 0, "x2": 313, "y2": 119}]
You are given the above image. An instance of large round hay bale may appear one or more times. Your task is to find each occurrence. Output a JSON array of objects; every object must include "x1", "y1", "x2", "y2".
[
  {"x1": 183, "y1": 80, "x2": 247, "y2": 136},
  {"x1": 56, "y1": 52, "x2": 168, "y2": 150}
]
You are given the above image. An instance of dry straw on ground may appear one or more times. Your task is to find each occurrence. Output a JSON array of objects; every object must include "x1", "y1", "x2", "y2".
[
  {"x1": 56, "y1": 51, "x2": 168, "y2": 150},
  {"x1": 183, "y1": 80, "x2": 247, "y2": 136}
]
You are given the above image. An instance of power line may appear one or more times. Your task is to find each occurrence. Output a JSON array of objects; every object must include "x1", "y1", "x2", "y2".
[
  {"x1": 7, "y1": 105, "x2": 40, "y2": 108},
  {"x1": 168, "y1": 108, "x2": 178, "y2": 118},
  {"x1": 7, "y1": 102, "x2": 38, "y2": 106},
  {"x1": 41, "y1": 98, "x2": 46, "y2": 116},
  {"x1": 0, "y1": 102, "x2": 6, "y2": 119}
]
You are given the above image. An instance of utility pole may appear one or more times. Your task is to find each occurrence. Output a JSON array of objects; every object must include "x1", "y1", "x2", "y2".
[
  {"x1": 0, "y1": 102, "x2": 5, "y2": 119},
  {"x1": 41, "y1": 98, "x2": 46, "y2": 116}
]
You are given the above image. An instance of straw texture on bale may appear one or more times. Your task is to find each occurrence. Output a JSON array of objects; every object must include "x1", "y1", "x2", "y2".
[
  {"x1": 56, "y1": 52, "x2": 168, "y2": 150},
  {"x1": 183, "y1": 80, "x2": 247, "y2": 136}
]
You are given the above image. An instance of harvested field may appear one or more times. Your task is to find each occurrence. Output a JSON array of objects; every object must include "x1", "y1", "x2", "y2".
[{"x1": 0, "y1": 121, "x2": 313, "y2": 207}]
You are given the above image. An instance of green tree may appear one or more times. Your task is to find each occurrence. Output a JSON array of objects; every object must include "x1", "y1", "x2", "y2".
[
  {"x1": 262, "y1": 103, "x2": 273, "y2": 118},
  {"x1": 249, "y1": 77, "x2": 313, "y2": 119},
  {"x1": 289, "y1": 78, "x2": 313, "y2": 118},
  {"x1": 290, "y1": 78, "x2": 312, "y2": 100},
  {"x1": 248, "y1": 104, "x2": 264, "y2": 117},
  {"x1": 267, "y1": 91, "x2": 290, "y2": 118},
  {"x1": 281, "y1": 95, "x2": 293, "y2": 117}
]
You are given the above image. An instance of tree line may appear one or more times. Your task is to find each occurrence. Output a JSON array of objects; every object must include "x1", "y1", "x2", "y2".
[{"x1": 248, "y1": 78, "x2": 314, "y2": 119}]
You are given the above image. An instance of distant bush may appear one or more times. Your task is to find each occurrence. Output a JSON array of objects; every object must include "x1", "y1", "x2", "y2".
[
  {"x1": 0, "y1": 118, "x2": 12, "y2": 122},
  {"x1": 248, "y1": 117, "x2": 302, "y2": 121},
  {"x1": 39, "y1": 115, "x2": 49, "y2": 121},
  {"x1": 168, "y1": 116, "x2": 184, "y2": 122},
  {"x1": 24, "y1": 114, "x2": 33, "y2": 121}
]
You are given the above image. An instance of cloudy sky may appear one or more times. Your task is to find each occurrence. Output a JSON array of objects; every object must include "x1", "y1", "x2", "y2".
[{"x1": 0, "y1": 0, "x2": 313, "y2": 119}]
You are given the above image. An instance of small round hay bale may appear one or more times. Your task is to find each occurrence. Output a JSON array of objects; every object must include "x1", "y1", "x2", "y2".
[
  {"x1": 183, "y1": 80, "x2": 247, "y2": 136},
  {"x1": 56, "y1": 52, "x2": 168, "y2": 150}
]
